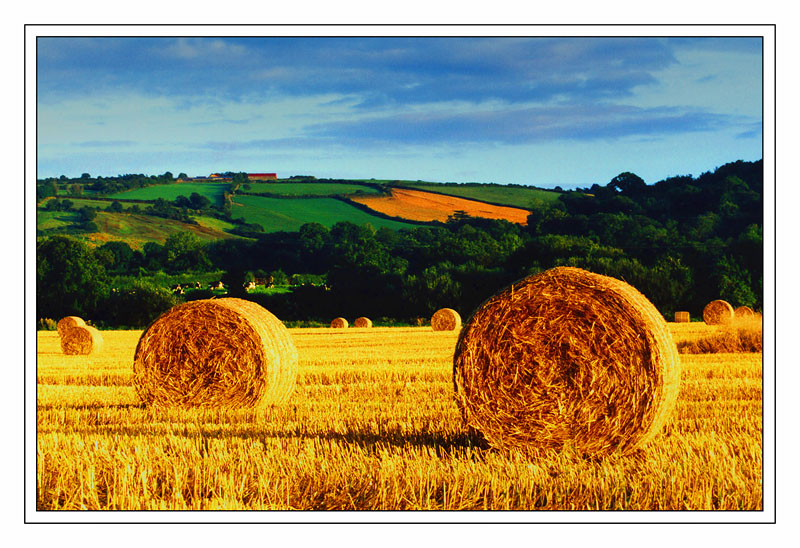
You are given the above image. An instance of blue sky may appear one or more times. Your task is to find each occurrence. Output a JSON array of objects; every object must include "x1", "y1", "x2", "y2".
[{"x1": 36, "y1": 36, "x2": 763, "y2": 188}]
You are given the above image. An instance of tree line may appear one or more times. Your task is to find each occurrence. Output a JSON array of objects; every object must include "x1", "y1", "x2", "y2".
[{"x1": 36, "y1": 160, "x2": 763, "y2": 328}]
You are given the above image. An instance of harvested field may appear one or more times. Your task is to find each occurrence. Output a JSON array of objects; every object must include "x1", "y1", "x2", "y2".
[
  {"x1": 351, "y1": 188, "x2": 531, "y2": 225},
  {"x1": 35, "y1": 321, "x2": 762, "y2": 511}
]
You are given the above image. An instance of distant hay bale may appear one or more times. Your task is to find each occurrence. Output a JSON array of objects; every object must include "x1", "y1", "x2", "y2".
[
  {"x1": 431, "y1": 308, "x2": 461, "y2": 331},
  {"x1": 703, "y1": 299, "x2": 734, "y2": 325},
  {"x1": 734, "y1": 305, "x2": 755, "y2": 319},
  {"x1": 330, "y1": 317, "x2": 349, "y2": 328},
  {"x1": 57, "y1": 316, "x2": 85, "y2": 338},
  {"x1": 60, "y1": 325, "x2": 103, "y2": 355},
  {"x1": 453, "y1": 266, "x2": 681, "y2": 458},
  {"x1": 132, "y1": 298, "x2": 297, "y2": 409},
  {"x1": 353, "y1": 317, "x2": 373, "y2": 328},
  {"x1": 674, "y1": 311, "x2": 691, "y2": 323}
]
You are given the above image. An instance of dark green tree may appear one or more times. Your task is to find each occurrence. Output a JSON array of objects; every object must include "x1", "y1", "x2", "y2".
[
  {"x1": 97, "y1": 241, "x2": 136, "y2": 274},
  {"x1": 36, "y1": 235, "x2": 109, "y2": 319},
  {"x1": 101, "y1": 280, "x2": 178, "y2": 327},
  {"x1": 163, "y1": 232, "x2": 210, "y2": 273}
]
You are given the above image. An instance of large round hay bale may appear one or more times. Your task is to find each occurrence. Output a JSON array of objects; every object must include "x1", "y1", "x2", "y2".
[
  {"x1": 330, "y1": 317, "x2": 349, "y2": 328},
  {"x1": 60, "y1": 325, "x2": 103, "y2": 355},
  {"x1": 703, "y1": 299, "x2": 734, "y2": 325},
  {"x1": 674, "y1": 311, "x2": 691, "y2": 323},
  {"x1": 431, "y1": 308, "x2": 461, "y2": 331},
  {"x1": 57, "y1": 316, "x2": 85, "y2": 338},
  {"x1": 353, "y1": 317, "x2": 373, "y2": 328},
  {"x1": 132, "y1": 298, "x2": 297, "y2": 409},
  {"x1": 734, "y1": 305, "x2": 755, "y2": 319},
  {"x1": 453, "y1": 266, "x2": 681, "y2": 458}
]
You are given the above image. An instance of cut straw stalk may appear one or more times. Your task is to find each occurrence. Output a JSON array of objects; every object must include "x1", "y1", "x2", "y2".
[
  {"x1": 453, "y1": 266, "x2": 681, "y2": 458},
  {"x1": 132, "y1": 298, "x2": 297, "y2": 409}
]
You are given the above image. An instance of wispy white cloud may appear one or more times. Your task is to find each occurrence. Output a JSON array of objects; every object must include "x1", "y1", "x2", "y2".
[
  {"x1": 159, "y1": 37, "x2": 250, "y2": 61},
  {"x1": 35, "y1": 36, "x2": 763, "y2": 184}
]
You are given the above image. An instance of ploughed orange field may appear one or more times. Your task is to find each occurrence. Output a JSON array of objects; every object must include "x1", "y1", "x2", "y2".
[{"x1": 351, "y1": 188, "x2": 530, "y2": 225}]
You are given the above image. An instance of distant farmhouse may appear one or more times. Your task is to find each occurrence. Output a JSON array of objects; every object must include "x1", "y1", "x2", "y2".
[
  {"x1": 178, "y1": 172, "x2": 278, "y2": 183},
  {"x1": 247, "y1": 173, "x2": 278, "y2": 181}
]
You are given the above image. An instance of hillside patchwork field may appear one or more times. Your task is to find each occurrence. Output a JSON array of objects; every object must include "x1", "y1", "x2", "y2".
[
  {"x1": 229, "y1": 194, "x2": 419, "y2": 232},
  {"x1": 36, "y1": 322, "x2": 762, "y2": 511},
  {"x1": 243, "y1": 182, "x2": 380, "y2": 197},
  {"x1": 84, "y1": 212, "x2": 240, "y2": 248},
  {"x1": 38, "y1": 179, "x2": 567, "y2": 243},
  {"x1": 351, "y1": 188, "x2": 532, "y2": 225},
  {"x1": 397, "y1": 182, "x2": 563, "y2": 208},
  {"x1": 107, "y1": 182, "x2": 231, "y2": 206}
]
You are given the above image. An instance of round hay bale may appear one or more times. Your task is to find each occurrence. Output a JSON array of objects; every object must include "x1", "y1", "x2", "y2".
[
  {"x1": 703, "y1": 299, "x2": 734, "y2": 325},
  {"x1": 453, "y1": 266, "x2": 681, "y2": 458},
  {"x1": 431, "y1": 308, "x2": 461, "y2": 331},
  {"x1": 132, "y1": 298, "x2": 297, "y2": 409},
  {"x1": 734, "y1": 305, "x2": 755, "y2": 319},
  {"x1": 674, "y1": 311, "x2": 691, "y2": 323},
  {"x1": 330, "y1": 317, "x2": 349, "y2": 328},
  {"x1": 353, "y1": 317, "x2": 373, "y2": 328},
  {"x1": 57, "y1": 316, "x2": 85, "y2": 338},
  {"x1": 60, "y1": 325, "x2": 103, "y2": 355}
]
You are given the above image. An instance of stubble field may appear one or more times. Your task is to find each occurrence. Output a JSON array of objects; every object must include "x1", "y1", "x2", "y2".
[
  {"x1": 36, "y1": 323, "x2": 762, "y2": 511},
  {"x1": 350, "y1": 188, "x2": 532, "y2": 224}
]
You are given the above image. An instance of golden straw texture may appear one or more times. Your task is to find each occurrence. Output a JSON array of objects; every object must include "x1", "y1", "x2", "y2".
[
  {"x1": 453, "y1": 266, "x2": 681, "y2": 458},
  {"x1": 57, "y1": 316, "x2": 85, "y2": 338},
  {"x1": 703, "y1": 300, "x2": 734, "y2": 325},
  {"x1": 734, "y1": 305, "x2": 755, "y2": 319},
  {"x1": 132, "y1": 298, "x2": 297, "y2": 409},
  {"x1": 60, "y1": 325, "x2": 103, "y2": 355},
  {"x1": 353, "y1": 317, "x2": 373, "y2": 328},
  {"x1": 330, "y1": 317, "x2": 349, "y2": 328},
  {"x1": 431, "y1": 308, "x2": 461, "y2": 331},
  {"x1": 674, "y1": 311, "x2": 691, "y2": 323}
]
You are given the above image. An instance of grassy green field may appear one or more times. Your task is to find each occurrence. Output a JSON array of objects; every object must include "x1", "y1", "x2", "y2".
[
  {"x1": 230, "y1": 195, "x2": 418, "y2": 232},
  {"x1": 245, "y1": 285, "x2": 293, "y2": 295},
  {"x1": 107, "y1": 183, "x2": 230, "y2": 205},
  {"x1": 61, "y1": 198, "x2": 141, "y2": 210},
  {"x1": 397, "y1": 183, "x2": 563, "y2": 208},
  {"x1": 39, "y1": 178, "x2": 570, "y2": 244},
  {"x1": 36, "y1": 210, "x2": 80, "y2": 230},
  {"x1": 244, "y1": 182, "x2": 380, "y2": 197},
  {"x1": 82, "y1": 212, "x2": 241, "y2": 248}
]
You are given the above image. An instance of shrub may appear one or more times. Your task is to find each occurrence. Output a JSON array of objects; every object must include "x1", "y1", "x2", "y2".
[
  {"x1": 102, "y1": 280, "x2": 178, "y2": 328},
  {"x1": 38, "y1": 318, "x2": 57, "y2": 331}
]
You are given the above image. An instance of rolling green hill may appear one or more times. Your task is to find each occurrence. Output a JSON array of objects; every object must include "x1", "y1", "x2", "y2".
[
  {"x1": 229, "y1": 195, "x2": 416, "y2": 232},
  {"x1": 37, "y1": 176, "x2": 566, "y2": 247},
  {"x1": 107, "y1": 182, "x2": 230, "y2": 205},
  {"x1": 77, "y1": 212, "x2": 242, "y2": 249},
  {"x1": 242, "y1": 181, "x2": 380, "y2": 197},
  {"x1": 62, "y1": 198, "x2": 142, "y2": 210}
]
